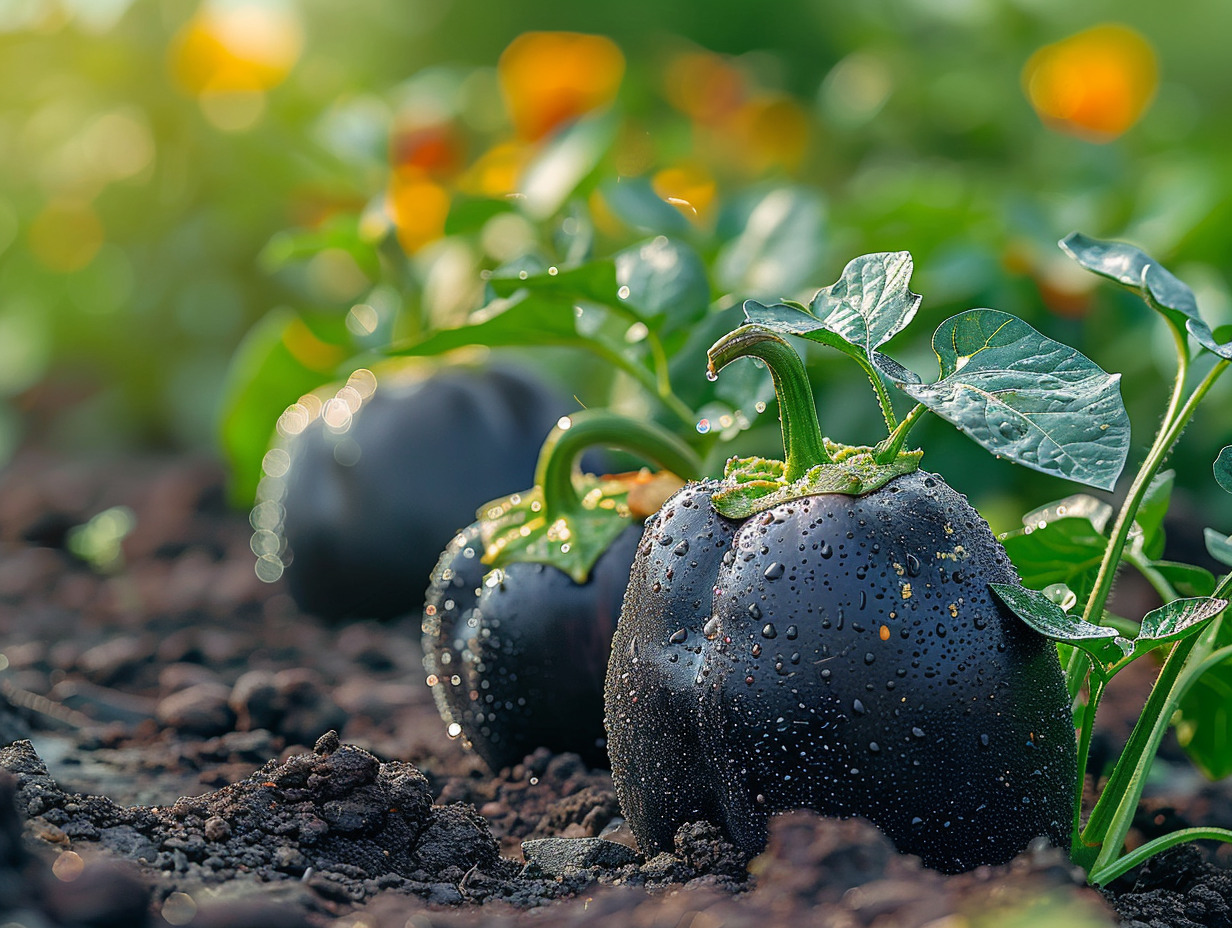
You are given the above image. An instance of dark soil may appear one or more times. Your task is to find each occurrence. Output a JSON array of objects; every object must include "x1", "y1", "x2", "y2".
[{"x1": 1, "y1": 449, "x2": 1230, "y2": 927}]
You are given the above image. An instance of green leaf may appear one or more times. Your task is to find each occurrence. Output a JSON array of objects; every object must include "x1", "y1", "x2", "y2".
[
  {"x1": 614, "y1": 237, "x2": 710, "y2": 329},
  {"x1": 217, "y1": 309, "x2": 350, "y2": 506},
  {"x1": 520, "y1": 113, "x2": 617, "y2": 220},
  {"x1": 1216, "y1": 447, "x2": 1232, "y2": 493},
  {"x1": 1133, "y1": 470, "x2": 1174, "y2": 560},
  {"x1": 715, "y1": 187, "x2": 825, "y2": 298},
  {"x1": 1206, "y1": 528, "x2": 1232, "y2": 568},
  {"x1": 488, "y1": 257, "x2": 617, "y2": 304},
  {"x1": 743, "y1": 251, "x2": 920, "y2": 375},
  {"x1": 1176, "y1": 661, "x2": 1232, "y2": 779},
  {"x1": 1002, "y1": 495, "x2": 1110, "y2": 603},
  {"x1": 488, "y1": 238, "x2": 709, "y2": 330},
  {"x1": 898, "y1": 310, "x2": 1130, "y2": 490},
  {"x1": 1060, "y1": 232, "x2": 1230, "y2": 358},
  {"x1": 599, "y1": 176, "x2": 693, "y2": 235},
  {"x1": 991, "y1": 582, "x2": 1132, "y2": 668},
  {"x1": 1135, "y1": 597, "x2": 1228, "y2": 655},
  {"x1": 389, "y1": 290, "x2": 587, "y2": 357},
  {"x1": 1152, "y1": 561, "x2": 1218, "y2": 598}
]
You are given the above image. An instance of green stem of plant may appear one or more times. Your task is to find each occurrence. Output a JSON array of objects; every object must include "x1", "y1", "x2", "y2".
[
  {"x1": 875, "y1": 403, "x2": 927, "y2": 463},
  {"x1": 1065, "y1": 647, "x2": 1091, "y2": 704},
  {"x1": 708, "y1": 325, "x2": 830, "y2": 481},
  {"x1": 1086, "y1": 625, "x2": 1232, "y2": 877},
  {"x1": 1125, "y1": 549, "x2": 1181, "y2": 605},
  {"x1": 535, "y1": 409, "x2": 704, "y2": 516},
  {"x1": 1082, "y1": 634, "x2": 1199, "y2": 865},
  {"x1": 1071, "y1": 673, "x2": 1106, "y2": 853},
  {"x1": 587, "y1": 340, "x2": 697, "y2": 428},
  {"x1": 1081, "y1": 358, "x2": 1229, "y2": 629},
  {"x1": 1090, "y1": 827, "x2": 1232, "y2": 886},
  {"x1": 856, "y1": 356, "x2": 899, "y2": 432}
]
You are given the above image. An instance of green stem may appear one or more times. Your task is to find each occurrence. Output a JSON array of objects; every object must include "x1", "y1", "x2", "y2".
[
  {"x1": 1081, "y1": 358, "x2": 1229, "y2": 628},
  {"x1": 1083, "y1": 607, "x2": 1231, "y2": 874},
  {"x1": 1086, "y1": 633, "x2": 1232, "y2": 879},
  {"x1": 536, "y1": 409, "x2": 703, "y2": 516},
  {"x1": 1081, "y1": 634, "x2": 1198, "y2": 857},
  {"x1": 1090, "y1": 827, "x2": 1232, "y2": 886},
  {"x1": 1124, "y1": 549, "x2": 1181, "y2": 605},
  {"x1": 708, "y1": 325, "x2": 830, "y2": 480},
  {"x1": 1071, "y1": 673, "x2": 1105, "y2": 854},
  {"x1": 586, "y1": 340, "x2": 697, "y2": 428},
  {"x1": 856, "y1": 355, "x2": 899, "y2": 432},
  {"x1": 875, "y1": 403, "x2": 928, "y2": 463}
]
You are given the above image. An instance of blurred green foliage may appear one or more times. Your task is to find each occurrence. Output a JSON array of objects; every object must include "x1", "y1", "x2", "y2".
[{"x1": 2, "y1": 0, "x2": 1232, "y2": 530}]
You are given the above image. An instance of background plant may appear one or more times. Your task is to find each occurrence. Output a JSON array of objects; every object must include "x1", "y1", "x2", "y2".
[{"x1": 5, "y1": 1, "x2": 1232, "y2": 526}]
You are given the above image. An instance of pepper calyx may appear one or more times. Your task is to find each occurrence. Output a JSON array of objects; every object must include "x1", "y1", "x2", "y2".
[
  {"x1": 711, "y1": 440, "x2": 924, "y2": 519},
  {"x1": 475, "y1": 410, "x2": 701, "y2": 583}
]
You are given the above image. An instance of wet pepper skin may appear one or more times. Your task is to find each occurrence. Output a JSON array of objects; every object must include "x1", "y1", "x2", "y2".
[
  {"x1": 425, "y1": 522, "x2": 642, "y2": 772},
  {"x1": 605, "y1": 471, "x2": 1076, "y2": 873},
  {"x1": 280, "y1": 366, "x2": 571, "y2": 621}
]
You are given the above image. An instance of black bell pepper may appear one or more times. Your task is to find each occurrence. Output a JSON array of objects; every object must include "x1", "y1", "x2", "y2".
[
  {"x1": 605, "y1": 326, "x2": 1076, "y2": 873},
  {"x1": 275, "y1": 363, "x2": 576, "y2": 621},
  {"x1": 423, "y1": 410, "x2": 702, "y2": 772}
]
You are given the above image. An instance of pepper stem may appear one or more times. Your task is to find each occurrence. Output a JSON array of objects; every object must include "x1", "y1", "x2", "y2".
[
  {"x1": 536, "y1": 410, "x2": 704, "y2": 517},
  {"x1": 707, "y1": 324, "x2": 830, "y2": 481}
]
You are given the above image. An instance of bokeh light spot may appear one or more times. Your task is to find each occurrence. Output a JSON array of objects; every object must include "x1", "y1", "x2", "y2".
[
  {"x1": 28, "y1": 200, "x2": 103, "y2": 272},
  {"x1": 170, "y1": 1, "x2": 303, "y2": 96},
  {"x1": 1023, "y1": 24, "x2": 1158, "y2": 142}
]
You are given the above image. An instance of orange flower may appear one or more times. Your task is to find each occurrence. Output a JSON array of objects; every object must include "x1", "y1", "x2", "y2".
[
  {"x1": 1023, "y1": 24, "x2": 1158, "y2": 142},
  {"x1": 498, "y1": 32, "x2": 625, "y2": 141}
]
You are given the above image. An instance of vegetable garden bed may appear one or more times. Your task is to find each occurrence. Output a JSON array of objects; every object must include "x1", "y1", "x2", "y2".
[{"x1": 2, "y1": 449, "x2": 1231, "y2": 928}]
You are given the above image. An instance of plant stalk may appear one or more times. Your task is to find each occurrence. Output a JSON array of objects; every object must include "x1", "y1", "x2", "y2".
[
  {"x1": 708, "y1": 325, "x2": 830, "y2": 480},
  {"x1": 536, "y1": 410, "x2": 703, "y2": 516},
  {"x1": 1081, "y1": 358, "x2": 1229, "y2": 628}
]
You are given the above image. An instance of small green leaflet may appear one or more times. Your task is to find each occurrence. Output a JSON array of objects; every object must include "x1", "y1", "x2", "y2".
[
  {"x1": 1177, "y1": 669, "x2": 1232, "y2": 780},
  {"x1": 1060, "y1": 232, "x2": 1232, "y2": 359},
  {"x1": 1205, "y1": 528, "x2": 1232, "y2": 568},
  {"x1": 991, "y1": 583, "x2": 1131, "y2": 668},
  {"x1": 1133, "y1": 597, "x2": 1229, "y2": 657},
  {"x1": 1001, "y1": 494, "x2": 1111, "y2": 604},
  {"x1": 742, "y1": 251, "x2": 920, "y2": 378},
  {"x1": 520, "y1": 113, "x2": 617, "y2": 220},
  {"x1": 1216, "y1": 447, "x2": 1232, "y2": 494},
  {"x1": 994, "y1": 583, "x2": 1226, "y2": 672},
  {"x1": 1152, "y1": 561, "x2": 1217, "y2": 598},
  {"x1": 600, "y1": 176, "x2": 693, "y2": 235},
  {"x1": 898, "y1": 310, "x2": 1130, "y2": 491}
]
